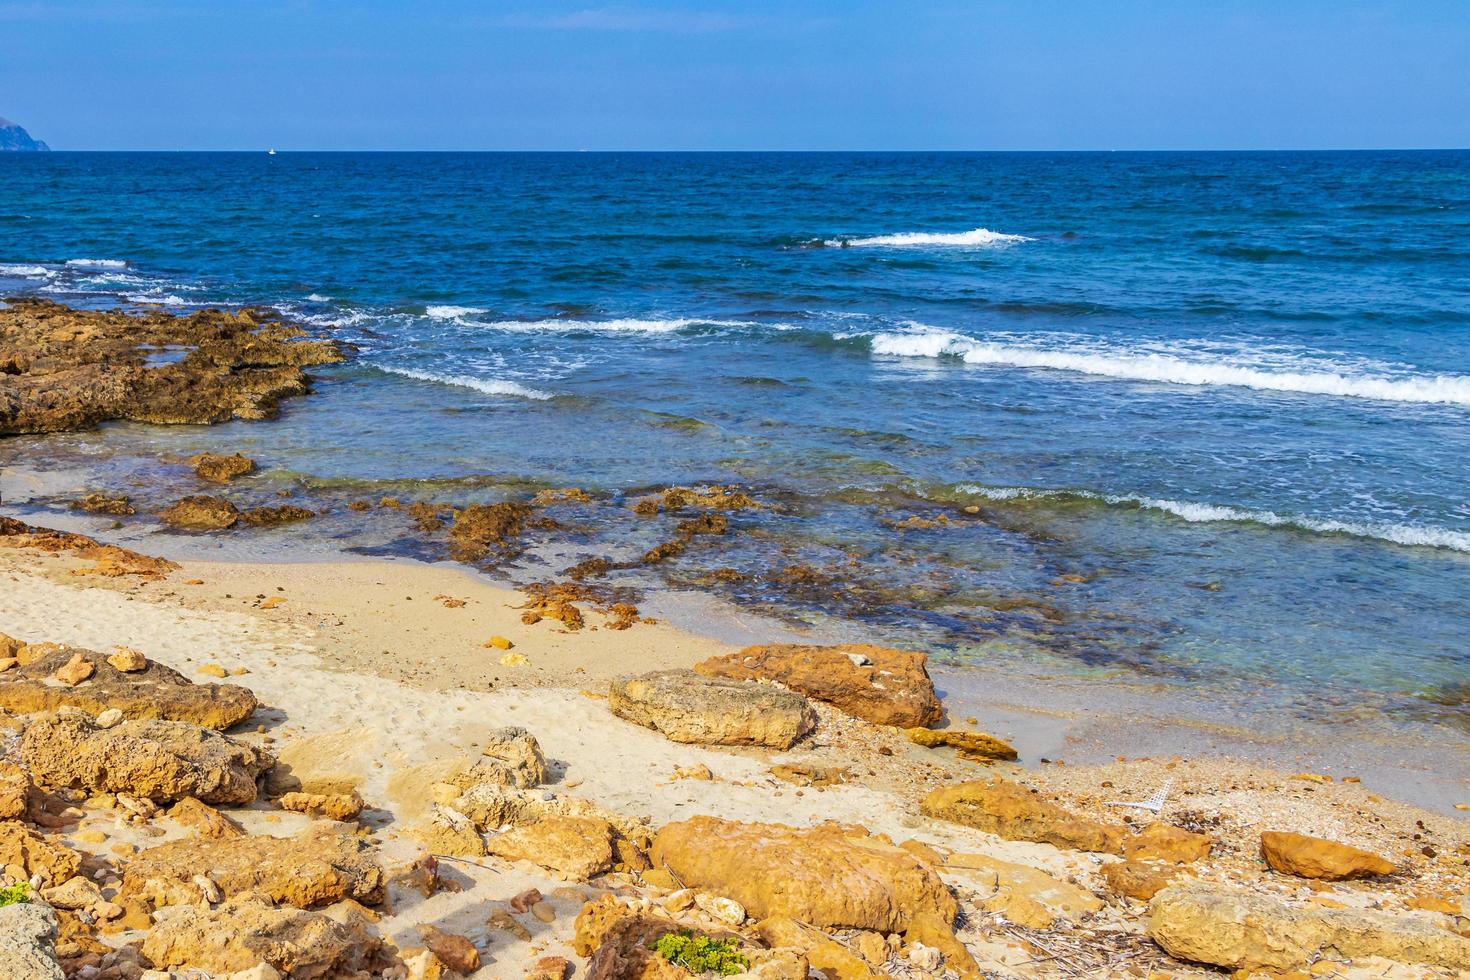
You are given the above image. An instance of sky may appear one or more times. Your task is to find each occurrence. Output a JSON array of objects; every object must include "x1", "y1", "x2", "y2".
[{"x1": 2, "y1": 0, "x2": 1468, "y2": 150}]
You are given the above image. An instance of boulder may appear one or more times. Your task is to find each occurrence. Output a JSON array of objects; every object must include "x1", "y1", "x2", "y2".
[
  {"x1": 1259, "y1": 830, "x2": 1396, "y2": 880},
  {"x1": 417, "y1": 925, "x2": 480, "y2": 975},
  {"x1": 169, "y1": 797, "x2": 245, "y2": 838},
  {"x1": 0, "y1": 902, "x2": 64, "y2": 980},
  {"x1": 1149, "y1": 880, "x2": 1470, "y2": 972},
  {"x1": 0, "y1": 645, "x2": 258, "y2": 728},
  {"x1": 241, "y1": 504, "x2": 315, "y2": 527},
  {"x1": 188, "y1": 452, "x2": 257, "y2": 483},
  {"x1": 279, "y1": 790, "x2": 364, "y2": 822},
  {"x1": 408, "y1": 804, "x2": 485, "y2": 857},
  {"x1": 609, "y1": 670, "x2": 815, "y2": 748},
  {"x1": 921, "y1": 779, "x2": 1124, "y2": 854},
  {"x1": 161, "y1": 495, "x2": 241, "y2": 530},
  {"x1": 41, "y1": 875, "x2": 103, "y2": 910},
  {"x1": 1101, "y1": 859, "x2": 1179, "y2": 902},
  {"x1": 0, "y1": 821, "x2": 83, "y2": 882},
  {"x1": 694, "y1": 643, "x2": 942, "y2": 728},
  {"x1": 123, "y1": 827, "x2": 385, "y2": 909},
  {"x1": 141, "y1": 895, "x2": 378, "y2": 976},
  {"x1": 650, "y1": 817, "x2": 957, "y2": 933},
  {"x1": 443, "y1": 726, "x2": 546, "y2": 790},
  {"x1": 1123, "y1": 822, "x2": 1212, "y2": 864},
  {"x1": 450, "y1": 783, "x2": 644, "y2": 839},
  {"x1": 574, "y1": 895, "x2": 687, "y2": 980},
  {"x1": 0, "y1": 760, "x2": 36, "y2": 819},
  {"x1": 21, "y1": 712, "x2": 271, "y2": 804},
  {"x1": 905, "y1": 727, "x2": 1017, "y2": 762},
  {"x1": 486, "y1": 815, "x2": 617, "y2": 880},
  {"x1": 942, "y1": 852, "x2": 1102, "y2": 928}
]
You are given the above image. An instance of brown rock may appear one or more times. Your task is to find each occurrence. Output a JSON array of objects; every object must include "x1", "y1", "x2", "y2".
[
  {"x1": 187, "y1": 452, "x2": 256, "y2": 483},
  {"x1": 0, "y1": 760, "x2": 36, "y2": 820},
  {"x1": 609, "y1": 670, "x2": 816, "y2": 748},
  {"x1": 71, "y1": 492, "x2": 134, "y2": 515},
  {"x1": 0, "y1": 516, "x2": 178, "y2": 580},
  {"x1": 123, "y1": 826, "x2": 385, "y2": 908},
  {"x1": 280, "y1": 790, "x2": 365, "y2": 821},
  {"x1": 527, "y1": 955, "x2": 572, "y2": 980},
  {"x1": 769, "y1": 763, "x2": 846, "y2": 787},
  {"x1": 0, "y1": 299, "x2": 344, "y2": 436},
  {"x1": 1149, "y1": 880, "x2": 1470, "y2": 972},
  {"x1": 168, "y1": 797, "x2": 244, "y2": 838},
  {"x1": 418, "y1": 924, "x2": 481, "y2": 975},
  {"x1": 241, "y1": 504, "x2": 315, "y2": 526},
  {"x1": 906, "y1": 726, "x2": 1018, "y2": 762},
  {"x1": 141, "y1": 895, "x2": 378, "y2": 976},
  {"x1": 1101, "y1": 859, "x2": 1180, "y2": 901},
  {"x1": 651, "y1": 817, "x2": 957, "y2": 932},
  {"x1": 1124, "y1": 822, "x2": 1212, "y2": 864},
  {"x1": 0, "y1": 821, "x2": 82, "y2": 882},
  {"x1": 921, "y1": 779, "x2": 1125, "y2": 854},
  {"x1": 486, "y1": 815, "x2": 617, "y2": 879},
  {"x1": 160, "y1": 495, "x2": 241, "y2": 531},
  {"x1": 0, "y1": 645, "x2": 257, "y2": 728},
  {"x1": 1259, "y1": 830, "x2": 1397, "y2": 880},
  {"x1": 53, "y1": 652, "x2": 94, "y2": 686},
  {"x1": 21, "y1": 712, "x2": 271, "y2": 804},
  {"x1": 694, "y1": 643, "x2": 942, "y2": 728}
]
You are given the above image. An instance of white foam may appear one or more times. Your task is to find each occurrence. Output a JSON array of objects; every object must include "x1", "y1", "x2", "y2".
[
  {"x1": 830, "y1": 228, "x2": 1032, "y2": 248},
  {"x1": 65, "y1": 258, "x2": 128, "y2": 269},
  {"x1": 476, "y1": 317, "x2": 752, "y2": 334},
  {"x1": 305, "y1": 293, "x2": 333, "y2": 302},
  {"x1": 0, "y1": 264, "x2": 52, "y2": 278},
  {"x1": 425, "y1": 305, "x2": 489, "y2": 319},
  {"x1": 377, "y1": 365, "x2": 553, "y2": 401},
  {"x1": 867, "y1": 326, "x2": 1470, "y2": 406},
  {"x1": 957, "y1": 485, "x2": 1470, "y2": 553},
  {"x1": 123, "y1": 290, "x2": 186, "y2": 306}
]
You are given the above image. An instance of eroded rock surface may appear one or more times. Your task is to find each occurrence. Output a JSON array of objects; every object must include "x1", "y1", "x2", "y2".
[
  {"x1": 0, "y1": 902, "x2": 64, "y2": 980},
  {"x1": 160, "y1": 495, "x2": 241, "y2": 531},
  {"x1": 187, "y1": 452, "x2": 257, "y2": 483},
  {"x1": 694, "y1": 643, "x2": 941, "y2": 729},
  {"x1": 921, "y1": 778, "x2": 1125, "y2": 854},
  {"x1": 0, "y1": 299, "x2": 344, "y2": 434},
  {"x1": 609, "y1": 670, "x2": 816, "y2": 748},
  {"x1": 1259, "y1": 830, "x2": 1397, "y2": 880},
  {"x1": 141, "y1": 895, "x2": 379, "y2": 976}
]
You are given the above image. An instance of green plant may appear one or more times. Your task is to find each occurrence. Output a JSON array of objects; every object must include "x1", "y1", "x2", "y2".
[
  {"x1": 0, "y1": 882, "x2": 31, "y2": 907},
  {"x1": 652, "y1": 931, "x2": 749, "y2": 976}
]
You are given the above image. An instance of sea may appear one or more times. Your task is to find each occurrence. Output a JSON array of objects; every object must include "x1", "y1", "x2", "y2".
[{"x1": 2, "y1": 151, "x2": 1468, "y2": 772}]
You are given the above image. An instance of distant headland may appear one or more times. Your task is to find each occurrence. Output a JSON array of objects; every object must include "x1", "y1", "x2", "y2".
[{"x1": 0, "y1": 117, "x2": 50, "y2": 151}]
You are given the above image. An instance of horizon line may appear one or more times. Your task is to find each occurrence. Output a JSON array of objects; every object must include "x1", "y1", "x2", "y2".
[{"x1": 12, "y1": 146, "x2": 1470, "y2": 154}]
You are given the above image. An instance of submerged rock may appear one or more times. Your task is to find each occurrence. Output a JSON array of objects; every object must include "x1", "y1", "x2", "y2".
[
  {"x1": 241, "y1": 503, "x2": 315, "y2": 526},
  {"x1": 921, "y1": 778, "x2": 1125, "y2": 854},
  {"x1": 1259, "y1": 830, "x2": 1396, "y2": 880},
  {"x1": 187, "y1": 451, "x2": 257, "y2": 483},
  {"x1": 0, "y1": 644, "x2": 258, "y2": 728},
  {"x1": 694, "y1": 643, "x2": 942, "y2": 729},
  {"x1": 21, "y1": 711, "x2": 272, "y2": 804},
  {"x1": 651, "y1": 816, "x2": 957, "y2": 933},
  {"x1": 1149, "y1": 880, "x2": 1470, "y2": 971},
  {"x1": 160, "y1": 494, "x2": 241, "y2": 531},
  {"x1": 609, "y1": 670, "x2": 816, "y2": 748}
]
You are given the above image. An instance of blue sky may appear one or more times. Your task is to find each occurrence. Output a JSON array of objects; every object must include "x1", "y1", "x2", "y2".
[{"x1": 3, "y1": 0, "x2": 1468, "y2": 150}]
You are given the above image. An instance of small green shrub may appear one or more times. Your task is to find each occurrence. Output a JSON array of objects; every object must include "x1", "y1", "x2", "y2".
[
  {"x1": 0, "y1": 882, "x2": 31, "y2": 907},
  {"x1": 652, "y1": 931, "x2": 749, "y2": 976}
]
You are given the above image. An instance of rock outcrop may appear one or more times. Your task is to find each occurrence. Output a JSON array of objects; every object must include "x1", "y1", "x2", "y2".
[
  {"x1": 20, "y1": 712, "x2": 272, "y2": 804},
  {"x1": 0, "y1": 117, "x2": 48, "y2": 151},
  {"x1": 123, "y1": 827, "x2": 385, "y2": 908},
  {"x1": 942, "y1": 852, "x2": 1102, "y2": 928},
  {"x1": 485, "y1": 815, "x2": 619, "y2": 880},
  {"x1": 1259, "y1": 830, "x2": 1397, "y2": 880},
  {"x1": 1148, "y1": 880, "x2": 1470, "y2": 971},
  {"x1": 694, "y1": 643, "x2": 942, "y2": 728},
  {"x1": 0, "y1": 821, "x2": 82, "y2": 883},
  {"x1": 921, "y1": 779, "x2": 1125, "y2": 854},
  {"x1": 141, "y1": 896, "x2": 379, "y2": 976},
  {"x1": 0, "y1": 644, "x2": 257, "y2": 728},
  {"x1": 906, "y1": 726, "x2": 1018, "y2": 762},
  {"x1": 160, "y1": 495, "x2": 241, "y2": 531},
  {"x1": 650, "y1": 817, "x2": 957, "y2": 932},
  {"x1": 609, "y1": 670, "x2": 816, "y2": 748},
  {"x1": 0, "y1": 902, "x2": 64, "y2": 980},
  {"x1": 187, "y1": 452, "x2": 257, "y2": 483},
  {"x1": 0, "y1": 299, "x2": 344, "y2": 435}
]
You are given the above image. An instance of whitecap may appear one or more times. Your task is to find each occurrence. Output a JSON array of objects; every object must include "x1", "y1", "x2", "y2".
[
  {"x1": 377, "y1": 365, "x2": 553, "y2": 400},
  {"x1": 0, "y1": 264, "x2": 53, "y2": 278},
  {"x1": 123, "y1": 289, "x2": 186, "y2": 306},
  {"x1": 828, "y1": 228, "x2": 1032, "y2": 248},
  {"x1": 472, "y1": 317, "x2": 753, "y2": 334},
  {"x1": 956, "y1": 485, "x2": 1470, "y2": 553},
  {"x1": 425, "y1": 305, "x2": 489, "y2": 319},
  {"x1": 65, "y1": 258, "x2": 128, "y2": 269},
  {"x1": 305, "y1": 293, "x2": 333, "y2": 302}
]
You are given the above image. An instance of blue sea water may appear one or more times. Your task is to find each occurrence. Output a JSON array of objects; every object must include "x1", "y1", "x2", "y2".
[{"x1": 2, "y1": 151, "x2": 1469, "y2": 735}]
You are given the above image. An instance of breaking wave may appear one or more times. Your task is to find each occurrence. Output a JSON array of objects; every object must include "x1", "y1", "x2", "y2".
[
  {"x1": 827, "y1": 228, "x2": 1032, "y2": 248},
  {"x1": 0, "y1": 264, "x2": 52, "y2": 278},
  {"x1": 958, "y1": 485, "x2": 1470, "y2": 553},
  {"x1": 376, "y1": 365, "x2": 553, "y2": 400},
  {"x1": 65, "y1": 258, "x2": 128, "y2": 269}
]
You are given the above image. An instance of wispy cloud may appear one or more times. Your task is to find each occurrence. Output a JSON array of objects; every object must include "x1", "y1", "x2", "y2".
[{"x1": 505, "y1": 6, "x2": 760, "y2": 34}]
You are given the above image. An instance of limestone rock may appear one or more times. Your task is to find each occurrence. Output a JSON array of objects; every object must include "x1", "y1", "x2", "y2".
[
  {"x1": 161, "y1": 494, "x2": 241, "y2": 531},
  {"x1": 0, "y1": 759, "x2": 36, "y2": 819},
  {"x1": 417, "y1": 924, "x2": 481, "y2": 975},
  {"x1": 21, "y1": 712, "x2": 272, "y2": 804},
  {"x1": 1101, "y1": 859, "x2": 1179, "y2": 901},
  {"x1": 141, "y1": 895, "x2": 378, "y2": 976},
  {"x1": 54, "y1": 652, "x2": 95, "y2": 686},
  {"x1": 444, "y1": 726, "x2": 546, "y2": 790},
  {"x1": 1123, "y1": 822, "x2": 1212, "y2": 864},
  {"x1": 1259, "y1": 830, "x2": 1396, "y2": 880},
  {"x1": 0, "y1": 821, "x2": 83, "y2": 882},
  {"x1": 188, "y1": 452, "x2": 257, "y2": 483},
  {"x1": 1149, "y1": 880, "x2": 1470, "y2": 972},
  {"x1": 0, "y1": 902, "x2": 64, "y2": 980},
  {"x1": 169, "y1": 796, "x2": 245, "y2": 838},
  {"x1": 41, "y1": 875, "x2": 103, "y2": 910},
  {"x1": 903, "y1": 910, "x2": 980, "y2": 977},
  {"x1": 123, "y1": 827, "x2": 385, "y2": 909},
  {"x1": 694, "y1": 643, "x2": 941, "y2": 728},
  {"x1": 921, "y1": 779, "x2": 1124, "y2": 854},
  {"x1": 609, "y1": 670, "x2": 816, "y2": 748},
  {"x1": 452, "y1": 783, "x2": 644, "y2": 838},
  {"x1": 408, "y1": 804, "x2": 485, "y2": 857},
  {"x1": 575, "y1": 895, "x2": 687, "y2": 980},
  {"x1": 755, "y1": 916, "x2": 875, "y2": 980},
  {"x1": 0, "y1": 645, "x2": 257, "y2": 728},
  {"x1": 279, "y1": 790, "x2": 365, "y2": 822},
  {"x1": 241, "y1": 504, "x2": 315, "y2": 527},
  {"x1": 486, "y1": 815, "x2": 617, "y2": 879},
  {"x1": 943, "y1": 852, "x2": 1102, "y2": 928},
  {"x1": 651, "y1": 817, "x2": 957, "y2": 932},
  {"x1": 905, "y1": 727, "x2": 1018, "y2": 762}
]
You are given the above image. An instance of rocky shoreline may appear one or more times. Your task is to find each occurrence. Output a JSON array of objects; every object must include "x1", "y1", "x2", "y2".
[{"x1": 2, "y1": 302, "x2": 1470, "y2": 979}]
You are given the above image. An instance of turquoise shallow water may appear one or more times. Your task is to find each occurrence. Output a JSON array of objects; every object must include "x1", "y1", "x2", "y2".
[{"x1": 2, "y1": 151, "x2": 1469, "y2": 734}]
